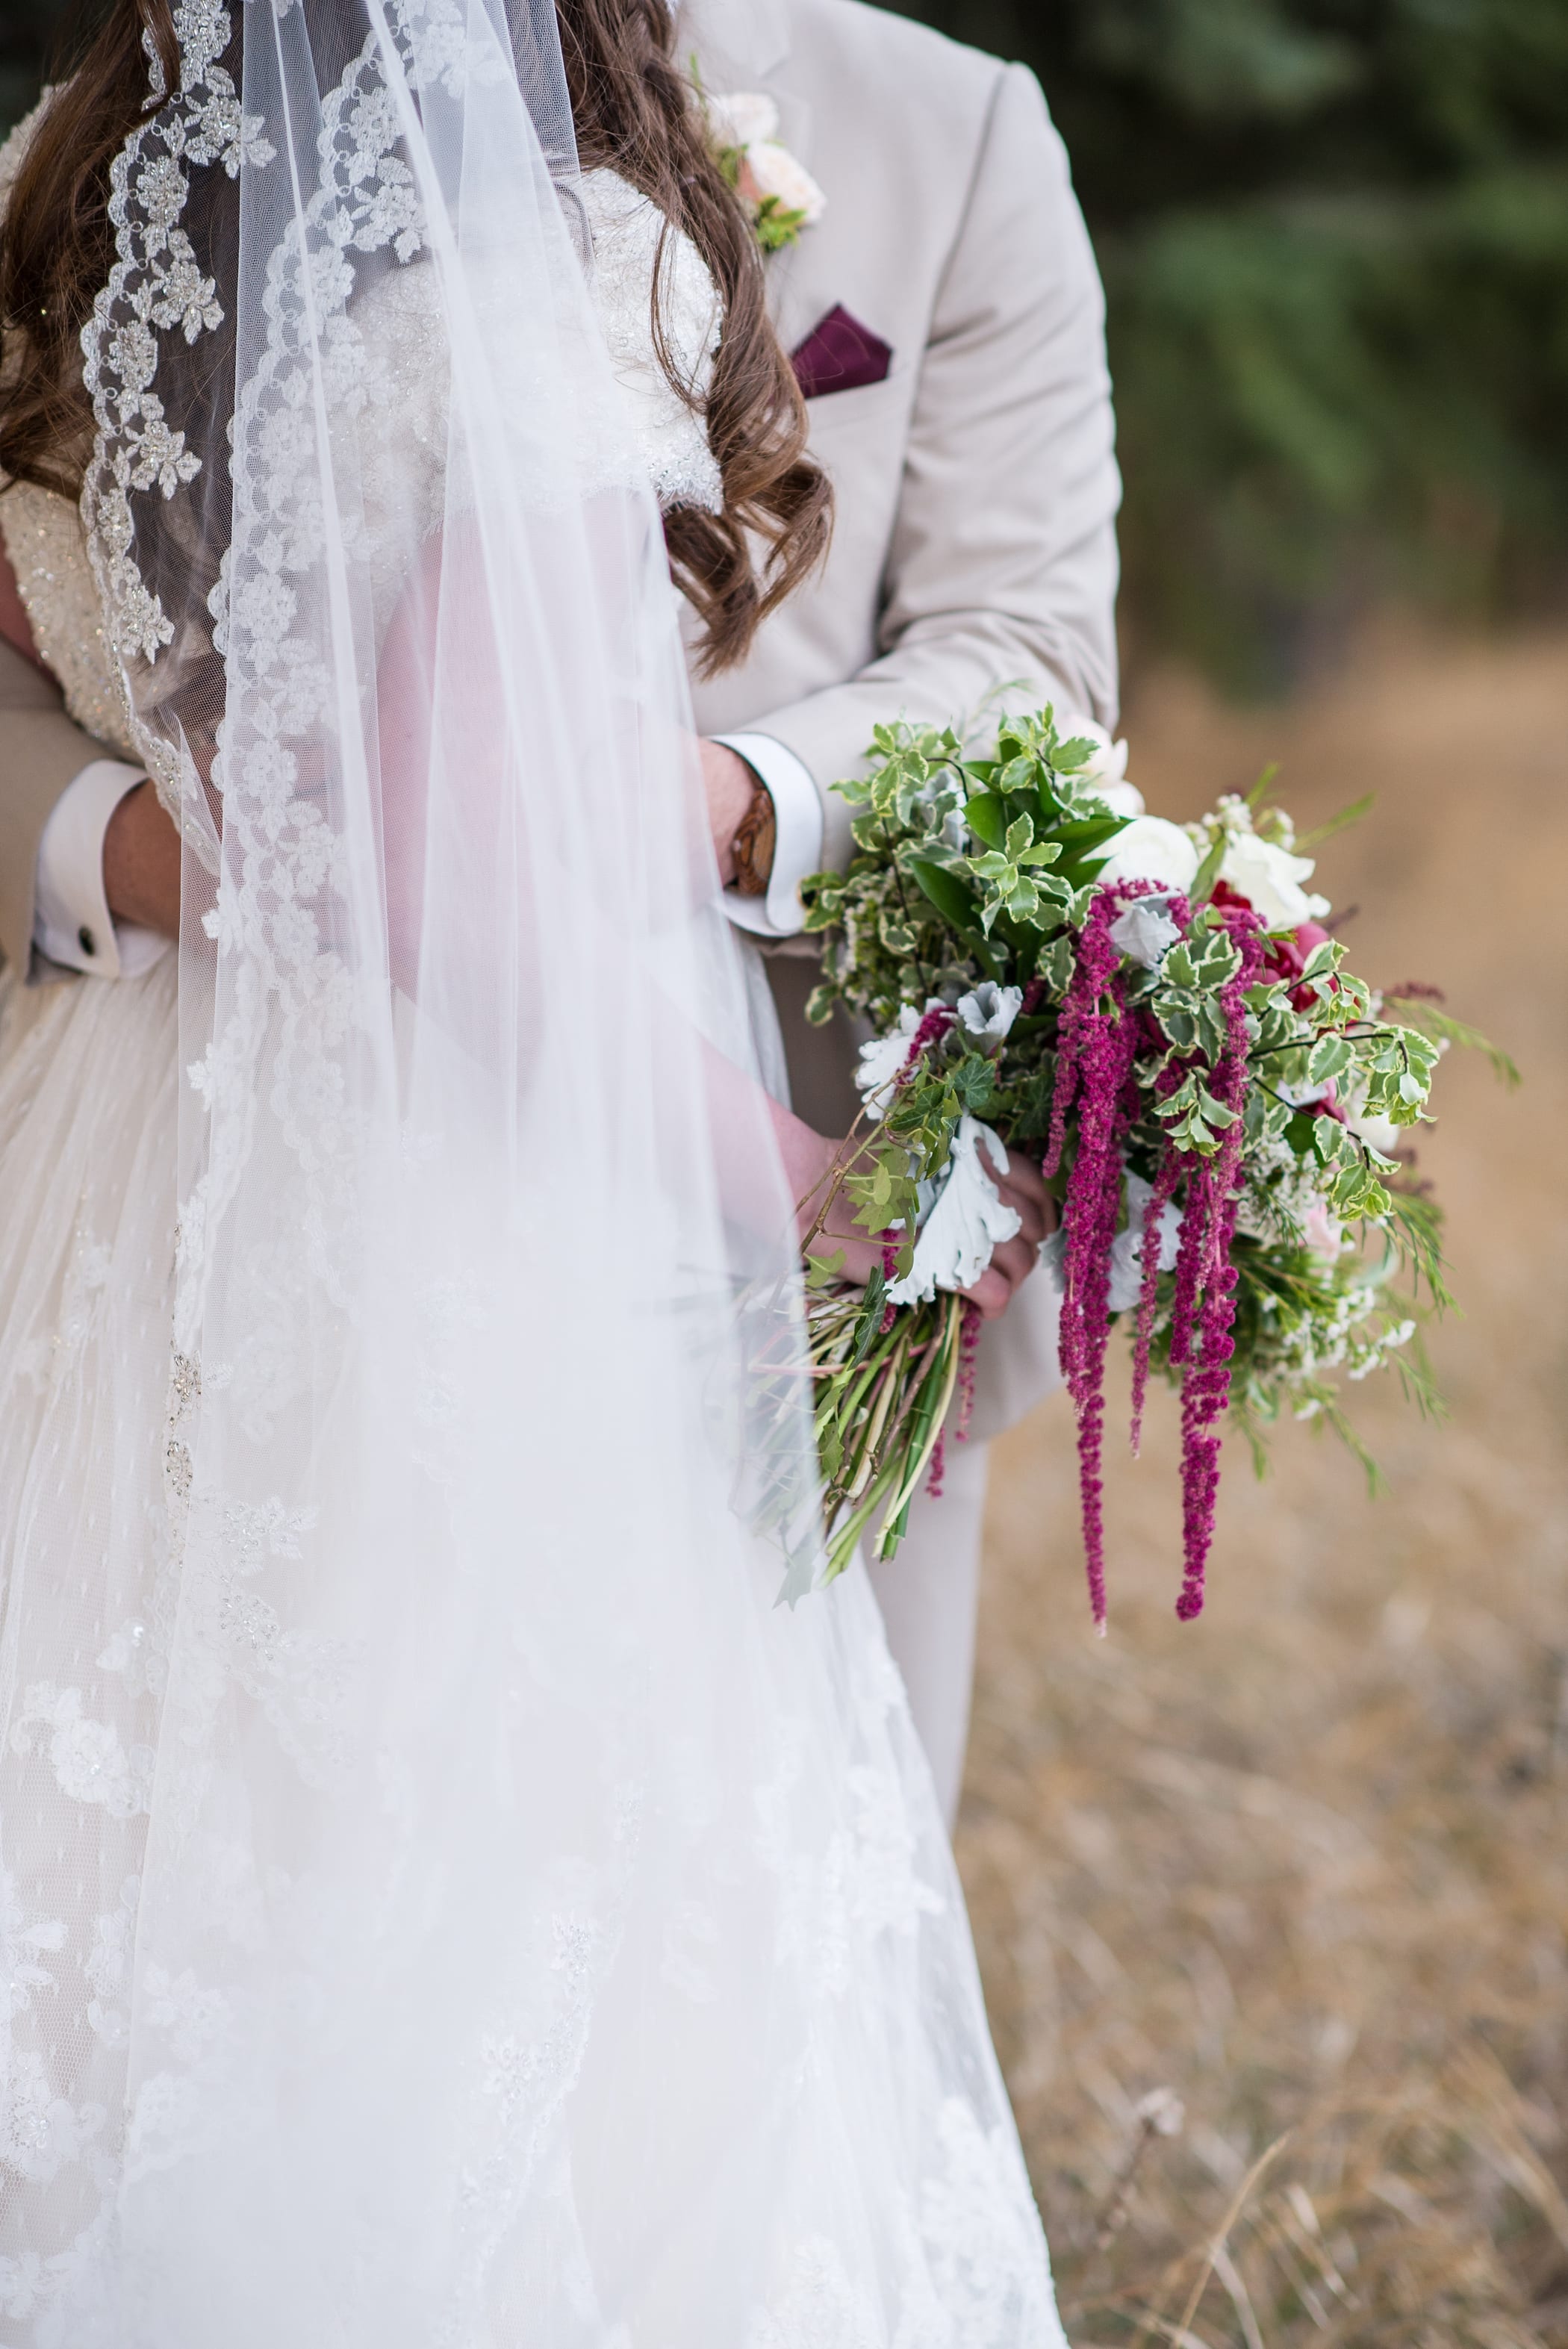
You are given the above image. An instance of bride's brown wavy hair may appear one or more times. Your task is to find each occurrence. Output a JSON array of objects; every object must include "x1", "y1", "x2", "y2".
[{"x1": 0, "y1": 0, "x2": 830, "y2": 676}]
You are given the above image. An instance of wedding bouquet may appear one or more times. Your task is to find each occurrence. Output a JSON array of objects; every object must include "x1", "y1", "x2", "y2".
[{"x1": 795, "y1": 709, "x2": 1510, "y2": 1624}]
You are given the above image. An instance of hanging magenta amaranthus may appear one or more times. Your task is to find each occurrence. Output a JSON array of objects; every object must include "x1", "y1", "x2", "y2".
[
  {"x1": 1047, "y1": 892, "x2": 1267, "y2": 1628},
  {"x1": 1043, "y1": 886, "x2": 1141, "y2": 1631},
  {"x1": 1162, "y1": 906, "x2": 1266, "y2": 1620}
]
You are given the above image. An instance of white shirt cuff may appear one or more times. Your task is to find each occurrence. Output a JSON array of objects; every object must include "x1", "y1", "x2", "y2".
[
  {"x1": 34, "y1": 760, "x2": 172, "y2": 980},
  {"x1": 712, "y1": 732, "x2": 824, "y2": 939}
]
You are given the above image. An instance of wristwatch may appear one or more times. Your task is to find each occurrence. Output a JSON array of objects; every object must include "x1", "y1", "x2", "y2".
[{"x1": 731, "y1": 771, "x2": 777, "y2": 897}]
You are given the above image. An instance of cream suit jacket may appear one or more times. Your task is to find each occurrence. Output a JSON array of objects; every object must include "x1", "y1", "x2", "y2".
[{"x1": 686, "y1": 0, "x2": 1121, "y2": 1437}]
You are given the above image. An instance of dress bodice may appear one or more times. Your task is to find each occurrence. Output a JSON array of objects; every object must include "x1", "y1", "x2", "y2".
[{"x1": 0, "y1": 87, "x2": 722, "y2": 756}]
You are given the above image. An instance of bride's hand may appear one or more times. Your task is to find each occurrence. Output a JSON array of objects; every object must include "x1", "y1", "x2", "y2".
[{"x1": 774, "y1": 1111, "x2": 1056, "y2": 1322}]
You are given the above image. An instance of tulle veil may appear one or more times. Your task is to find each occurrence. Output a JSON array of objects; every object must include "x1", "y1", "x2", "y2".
[{"x1": 5, "y1": 0, "x2": 1068, "y2": 2334}]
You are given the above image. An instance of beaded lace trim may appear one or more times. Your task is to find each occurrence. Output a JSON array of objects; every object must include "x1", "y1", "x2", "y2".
[{"x1": 79, "y1": 1, "x2": 270, "y2": 671}]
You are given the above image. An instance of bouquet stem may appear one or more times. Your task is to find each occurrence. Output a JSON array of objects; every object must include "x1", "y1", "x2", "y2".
[{"x1": 814, "y1": 1289, "x2": 965, "y2": 1581}]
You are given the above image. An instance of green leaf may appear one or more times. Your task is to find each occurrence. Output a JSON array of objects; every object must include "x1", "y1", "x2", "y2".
[
  {"x1": 1036, "y1": 935, "x2": 1076, "y2": 999},
  {"x1": 1307, "y1": 1032, "x2": 1354, "y2": 1086},
  {"x1": 1245, "y1": 761, "x2": 1281, "y2": 810},
  {"x1": 1054, "y1": 813, "x2": 1127, "y2": 850},
  {"x1": 952, "y1": 1054, "x2": 998, "y2": 1113},
  {"x1": 906, "y1": 856, "x2": 981, "y2": 935},
  {"x1": 964, "y1": 793, "x2": 1007, "y2": 850},
  {"x1": 1295, "y1": 792, "x2": 1375, "y2": 852},
  {"x1": 1383, "y1": 995, "x2": 1520, "y2": 1089},
  {"x1": 1189, "y1": 831, "x2": 1227, "y2": 907},
  {"x1": 848, "y1": 1269, "x2": 887, "y2": 1367},
  {"x1": 1052, "y1": 734, "x2": 1095, "y2": 773}
]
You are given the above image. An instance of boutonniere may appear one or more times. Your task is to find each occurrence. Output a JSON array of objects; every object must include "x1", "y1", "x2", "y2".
[{"x1": 697, "y1": 87, "x2": 826, "y2": 252}]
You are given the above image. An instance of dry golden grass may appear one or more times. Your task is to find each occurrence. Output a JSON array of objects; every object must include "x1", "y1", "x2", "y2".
[{"x1": 959, "y1": 626, "x2": 1568, "y2": 2346}]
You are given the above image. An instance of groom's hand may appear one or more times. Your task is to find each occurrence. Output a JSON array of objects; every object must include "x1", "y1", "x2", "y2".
[
  {"x1": 784, "y1": 1116, "x2": 1056, "y2": 1322},
  {"x1": 963, "y1": 1147, "x2": 1055, "y2": 1320}
]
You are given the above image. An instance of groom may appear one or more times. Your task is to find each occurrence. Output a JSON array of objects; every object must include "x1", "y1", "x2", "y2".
[{"x1": 685, "y1": 0, "x2": 1121, "y2": 1819}]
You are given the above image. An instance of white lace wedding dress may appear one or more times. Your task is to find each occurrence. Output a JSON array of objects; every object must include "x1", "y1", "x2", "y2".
[{"x1": 0, "y1": 91, "x2": 1065, "y2": 2348}]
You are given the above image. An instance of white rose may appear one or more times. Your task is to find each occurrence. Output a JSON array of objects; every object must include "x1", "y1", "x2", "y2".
[
  {"x1": 1095, "y1": 816, "x2": 1200, "y2": 896},
  {"x1": 1094, "y1": 780, "x2": 1146, "y2": 819},
  {"x1": 1107, "y1": 897, "x2": 1181, "y2": 971},
  {"x1": 1106, "y1": 1171, "x2": 1183, "y2": 1313},
  {"x1": 705, "y1": 90, "x2": 780, "y2": 149},
  {"x1": 1219, "y1": 831, "x2": 1329, "y2": 931},
  {"x1": 886, "y1": 1116, "x2": 1021, "y2": 1306},
  {"x1": 1065, "y1": 719, "x2": 1144, "y2": 818},
  {"x1": 739, "y1": 141, "x2": 827, "y2": 228},
  {"x1": 954, "y1": 980, "x2": 1022, "y2": 1050}
]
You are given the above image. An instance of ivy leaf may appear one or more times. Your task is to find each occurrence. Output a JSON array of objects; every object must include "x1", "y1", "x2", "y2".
[
  {"x1": 952, "y1": 1054, "x2": 998, "y2": 1113},
  {"x1": 803, "y1": 1248, "x2": 845, "y2": 1291},
  {"x1": 1307, "y1": 1032, "x2": 1354, "y2": 1086},
  {"x1": 1036, "y1": 935, "x2": 1076, "y2": 998}
]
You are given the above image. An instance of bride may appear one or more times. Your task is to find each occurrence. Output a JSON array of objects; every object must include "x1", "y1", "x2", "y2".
[{"x1": 0, "y1": 0, "x2": 1063, "y2": 2339}]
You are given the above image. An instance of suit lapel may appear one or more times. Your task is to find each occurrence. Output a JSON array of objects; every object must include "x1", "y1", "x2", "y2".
[
  {"x1": 677, "y1": 0, "x2": 822, "y2": 344},
  {"x1": 677, "y1": 0, "x2": 791, "y2": 83}
]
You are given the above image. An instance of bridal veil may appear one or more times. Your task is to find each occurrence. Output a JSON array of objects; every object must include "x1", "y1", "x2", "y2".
[{"x1": 4, "y1": 0, "x2": 1066, "y2": 2336}]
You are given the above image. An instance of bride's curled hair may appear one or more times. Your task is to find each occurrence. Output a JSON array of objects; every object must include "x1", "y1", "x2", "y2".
[{"x1": 0, "y1": 0, "x2": 830, "y2": 677}]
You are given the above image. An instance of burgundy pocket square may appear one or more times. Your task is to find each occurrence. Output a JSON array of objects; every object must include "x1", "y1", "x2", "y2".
[{"x1": 791, "y1": 305, "x2": 893, "y2": 399}]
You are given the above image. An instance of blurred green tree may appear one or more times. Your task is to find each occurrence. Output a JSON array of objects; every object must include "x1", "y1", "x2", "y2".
[
  {"x1": 890, "y1": 0, "x2": 1568, "y2": 681},
  {"x1": 1, "y1": 1, "x2": 1565, "y2": 680},
  {"x1": 0, "y1": 2, "x2": 84, "y2": 142}
]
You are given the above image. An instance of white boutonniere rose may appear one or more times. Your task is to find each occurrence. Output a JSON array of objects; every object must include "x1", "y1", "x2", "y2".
[{"x1": 700, "y1": 87, "x2": 826, "y2": 251}]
